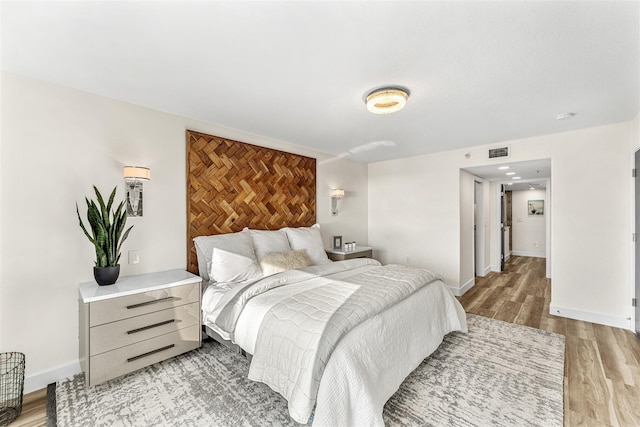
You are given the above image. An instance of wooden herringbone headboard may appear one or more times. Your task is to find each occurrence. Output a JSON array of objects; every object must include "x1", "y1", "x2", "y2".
[{"x1": 186, "y1": 130, "x2": 317, "y2": 275}]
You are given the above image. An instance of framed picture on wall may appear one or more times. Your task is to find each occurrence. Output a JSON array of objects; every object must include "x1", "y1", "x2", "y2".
[
  {"x1": 528, "y1": 200, "x2": 544, "y2": 215},
  {"x1": 333, "y1": 235, "x2": 343, "y2": 249}
]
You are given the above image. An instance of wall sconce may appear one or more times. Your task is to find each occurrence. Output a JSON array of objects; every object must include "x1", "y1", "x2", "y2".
[
  {"x1": 123, "y1": 166, "x2": 150, "y2": 217},
  {"x1": 331, "y1": 188, "x2": 345, "y2": 216}
]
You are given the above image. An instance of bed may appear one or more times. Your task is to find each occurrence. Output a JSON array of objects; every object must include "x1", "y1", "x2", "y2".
[
  {"x1": 185, "y1": 130, "x2": 466, "y2": 425},
  {"x1": 195, "y1": 226, "x2": 467, "y2": 426}
]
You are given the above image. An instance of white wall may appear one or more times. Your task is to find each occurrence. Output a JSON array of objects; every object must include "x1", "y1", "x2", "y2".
[
  {"x1": 459, "y1": 170, "x2": 475, "y2": 293},
  {"x1": 473, "y1": 179, "x2": 488, "y2": 277},
  {"x1": 631, "y1": 112, "x2": 639, "y2": 333},
  {"x1": 0, "y1": 72, "x2": 369, "y2": 389},
  {"x1": 0, "y1": 71, "x2": 3, "y2": 351},
  {"x1": 316, "y1": 157, "x2": 368, "y2": 246},
  {"x1": 483, "y1": 180, "x2": 491, "y2": 273},
  {"x1": 511, "y1": 189, "x2": 546, "y2": 257},
  {"x1": 369, "y1": 120, "x2": 634, "y2": 329},
  {"x1": 368, "y1": 149, "x2": 461, "y2": 284}
]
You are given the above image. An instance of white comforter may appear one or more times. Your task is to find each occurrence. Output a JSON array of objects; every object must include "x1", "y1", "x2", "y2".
[{"x1": 202, "y1": 259, "x2": 467, "y2": 426}]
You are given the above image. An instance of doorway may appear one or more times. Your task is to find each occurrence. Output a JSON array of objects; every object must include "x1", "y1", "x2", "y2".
[
  {"x1": 497, "y1": 181, "x2": 550, "y2": 274},
  {"x1": 463, "y1": 159, "x2": 551, "y2": 278}
]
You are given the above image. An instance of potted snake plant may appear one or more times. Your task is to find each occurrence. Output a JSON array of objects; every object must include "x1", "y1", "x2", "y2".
[{"x1": 76, "y1": 186, "x2": 133, "y2": 285}]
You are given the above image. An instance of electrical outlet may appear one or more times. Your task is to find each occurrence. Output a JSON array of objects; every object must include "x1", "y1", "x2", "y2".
[{"x1": 128, "y1": 250, "x2": 140, "y2": 265}]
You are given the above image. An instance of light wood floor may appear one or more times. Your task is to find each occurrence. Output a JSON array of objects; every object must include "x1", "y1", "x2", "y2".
[
  {"x1": 7, "y1": 386, "x2": 47, "y2": 427},
  {"x1": 9, "y1": 256, "x2": 640, "y2": 426},
  {"x1": 459, "y1": 256, "x2": 640, "y2": 427}
]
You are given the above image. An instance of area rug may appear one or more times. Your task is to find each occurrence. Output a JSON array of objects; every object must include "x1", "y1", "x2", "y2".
[{"x1": 54, "y1": 314, "x2": 564, "y2": 426}]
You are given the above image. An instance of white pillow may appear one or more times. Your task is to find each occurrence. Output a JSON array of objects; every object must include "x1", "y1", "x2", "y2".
[
  {"x1": 210, "y1": 248, "x2": 262, "y2": 283},
  {"x1": 250, "y1": 229, "x2": 291, "y2": 263},
  {"x1": 193, "y1": 229, "x2": 257, "y2": 281},
  {"x1": 283, "y1": 224, "x2": 331, "y2": 265},
  {"x1": 260, "y1": 250, "x2": 312, "y2": 276}
]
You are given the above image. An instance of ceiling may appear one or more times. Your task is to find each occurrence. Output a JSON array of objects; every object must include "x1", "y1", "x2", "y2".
[
  {"x1": 1, "y1": 1, "x2": 638, "y2": 163},
  {"x1": 464, "y1": 159, "x2": 550, "y2": 191}
]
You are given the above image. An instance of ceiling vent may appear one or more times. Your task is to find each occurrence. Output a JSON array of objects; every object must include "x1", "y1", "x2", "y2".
[{"x1": 488, "y1": 146, "x2": 510, "y2": 159}]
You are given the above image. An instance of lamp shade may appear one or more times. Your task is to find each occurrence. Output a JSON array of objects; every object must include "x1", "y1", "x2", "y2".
[
  {"x1": 123, "y1": 166, "x2": 150, "y2": 181},
  {"x1": 332, "y1": 189, "x2": 345, "y2": 198}
]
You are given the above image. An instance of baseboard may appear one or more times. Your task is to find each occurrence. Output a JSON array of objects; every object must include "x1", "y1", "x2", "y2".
[
  {"x1": 474, "y1": 266, "x2": 492, "y2": 277},
  {"x1": 511, "y1": 251, "x2": 545, "y2": 258},
  {"x1": 24, "y1": 359, "x2": 82, "y2": 394},
  {"x1": 549, "y1": 304, "x2": 631, "y2": 330},
  {"x1": 449, "y1": 278, "x2": 475, "y2": 297}
]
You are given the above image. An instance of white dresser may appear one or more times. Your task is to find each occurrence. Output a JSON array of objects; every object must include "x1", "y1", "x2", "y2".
[{"x1": 78, "y1": 269, "x2": 202, "y2": 387}]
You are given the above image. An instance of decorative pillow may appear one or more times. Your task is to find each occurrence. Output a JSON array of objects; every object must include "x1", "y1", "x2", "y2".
[
  {"x1": 260, "y1": 249, "x2": 312, "y2": 277},
  {"x1": 250, "y1": 229, "x2": 292, "y2": 263},
  {"x1": 209, "y1": 248, "x2": 262, "y2": 283},
  {"x1": 193, "y1": 229, "x2": 257, "y2": 281},
  {"x1": 283, "y1": 224, "x2": 331, "y2": 265}
]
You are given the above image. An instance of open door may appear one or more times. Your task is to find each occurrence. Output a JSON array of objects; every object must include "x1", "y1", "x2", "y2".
[
  {"x1": 500, "y1": 184, "x2": 505, "y2": 271},
  {"x1": 635, "y1": 150, "x2": 640, "y2": 338}
]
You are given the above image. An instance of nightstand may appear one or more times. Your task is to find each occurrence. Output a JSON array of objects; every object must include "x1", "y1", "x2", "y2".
[
  {"x1": 325, "y1": 245, "x2": 373, "y2": 261},
  {"x1": 78, "y1": 269, "x2": 201, "y2": 387}
]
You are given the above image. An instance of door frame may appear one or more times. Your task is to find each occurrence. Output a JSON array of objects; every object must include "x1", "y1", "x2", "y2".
[
  {"x1": 474, "y1": 178, "x2": 487, "y2": 276},
  {"x1": 634, "y1": 149, "x2": 639, "y2": 337}
]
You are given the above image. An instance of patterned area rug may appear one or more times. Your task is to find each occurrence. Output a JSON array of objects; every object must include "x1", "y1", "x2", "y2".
[{"x1": 55, "y1": 315, "x2": 564, "y2": 426}]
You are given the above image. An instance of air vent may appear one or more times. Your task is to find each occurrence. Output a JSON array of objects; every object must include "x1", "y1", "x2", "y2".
[{"x1": 488, "y1": 146, "x2": 510, "y2": 159}]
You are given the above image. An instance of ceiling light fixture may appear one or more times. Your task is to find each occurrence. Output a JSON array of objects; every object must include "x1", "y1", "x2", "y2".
[
  {"x1": 365, "y1": 87, "x2": 409, "y2": 114},
  {"x1": 498, "y1": 166, "x2": 510, "y2": 170},
  {"x1": 512, "y1": 176, "x2": 521, "y2": 180},
  {"x1": 506, "y1": 172, "x2": 516, "y2": 176}
]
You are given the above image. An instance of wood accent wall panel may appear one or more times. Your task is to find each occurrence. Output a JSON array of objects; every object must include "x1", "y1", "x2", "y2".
[{"x1": 186, "y1": 130, "x2": 316, "y2": 275}]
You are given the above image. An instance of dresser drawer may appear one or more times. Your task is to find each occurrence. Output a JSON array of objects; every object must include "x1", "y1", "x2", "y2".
[
  {"x1": 89, "y1": 282, "x2": 200, "y2": 326},
  {"x1": 89, "y1": 302, "x2": 200, "y2": 356},
  {"x1": 89, "y1": 325, "x2": 200, "y2": 386}
]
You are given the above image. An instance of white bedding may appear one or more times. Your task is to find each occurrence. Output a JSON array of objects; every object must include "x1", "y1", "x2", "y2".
[{"x1": 202, "y1": 259, "x2": 467, "y2": 426}]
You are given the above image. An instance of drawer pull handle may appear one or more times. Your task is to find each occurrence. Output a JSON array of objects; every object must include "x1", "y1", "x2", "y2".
[
  {"x1": 127, "y1": 344, "x2": 175, "y2": 363},
  {"x1": 127, "y1": 319, "x2": 176, "y2": 335},
  {"x1": 126, "y1": 296, "x2": 179, "y2": 310}
]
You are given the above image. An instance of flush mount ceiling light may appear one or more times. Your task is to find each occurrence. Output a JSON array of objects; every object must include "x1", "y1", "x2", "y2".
[{"x1": 365, "y1": 87, "x2": 409, "y2": 114}]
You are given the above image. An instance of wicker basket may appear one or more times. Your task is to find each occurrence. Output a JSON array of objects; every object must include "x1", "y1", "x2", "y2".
[{"x1": 0, "y1": 352, "x2": 25, "y2": 426}]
